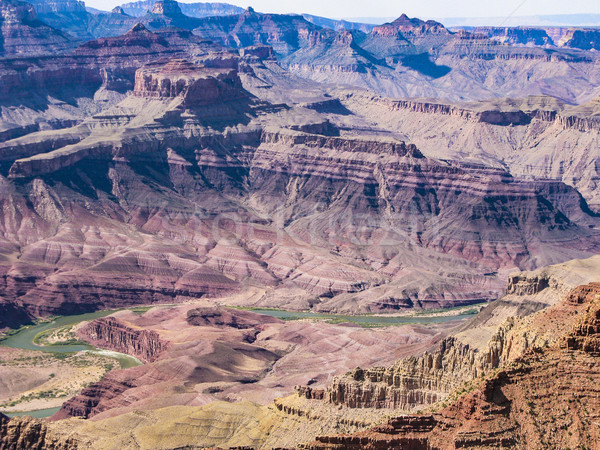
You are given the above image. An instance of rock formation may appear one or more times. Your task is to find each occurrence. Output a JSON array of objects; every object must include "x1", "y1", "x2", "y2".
[
  {"x1": 133, "y1": 59, "x2": 247, "y2": 106},
  {"x1": 79, "y1": 317, "x2": 169, "y2": 362},
  {"x1": 0, "y1": 50, "x2": 600, "y2": 328},
  {"x1": 300, "y1": 255, "x2": 600, "y2": 411},
  {"x1": 304, "y1": 282, "x2": 600, "y2": 448},
  {"x1": 470, "y1": 26, "x2": 554, "y2": 46},
  {"x1": 337, "y1": 91, "x2": 600, "y2": 211},
  {"x1": 120, "y1": 0, "x2": 244, "y2": 18},
  {"x1": 371, "y1": 14, "x2": 450, "y2": 38},
  {"x1": 51, "y1": 305, "x2": 441, "y2": 421},
  {"x1": 0, "y1": 413, "x2": 78, "y2": 449},
  {"x1": 0, "y1": 0, "x2": 76, "y2": 56},
  {"x1": 560, "y1": 28, "x2": 600, "y2": 50}
]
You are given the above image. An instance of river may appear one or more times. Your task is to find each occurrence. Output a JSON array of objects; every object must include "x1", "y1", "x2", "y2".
[
  {"x1": 1, "y1": 310, "x2": 143, "y2": 418},
  {"x1": 0, "y1": 304, "x2": 478, "y2": 418},
  {"x1": 251, "y1": 307, "x2": 480, "y2": 326}
]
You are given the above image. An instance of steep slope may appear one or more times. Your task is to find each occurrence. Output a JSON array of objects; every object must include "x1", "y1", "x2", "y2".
[
  {"x1": 0, "y1": 24, "x2": 224, "y2": 144},
  {"x1": 0, "y1": 412, "x2": 77, "y2": 449},
  {"x1": 191, "y1": 7, "x2": 324, "y2": 56},
  {"x1": 336, "y1": 91, "x2": 600, "y2": 210},
  {"x1": 469, "y1": 26, "x2": 554, "y2": 46},
  {"x1": 305, "y1": 281, "x2": 600, "y2": 449},
  {"x1": 560, "y1": 27, "x2": 600, "y2": 50},
  {"x1": 21, "y1": 0, "x2": 237, "y2": 41},
  {"x1": 1, "y1": 55, "x2": 600, "y2": 328},
  {"x1": 25, "y1": 0, "x2": 95, "y2": 41},
  {"x1": 284, "y1": 14, "x2": 600, "y2": 103},
  {"x1": 304, "y1": 255, "x2": 600, "y2": 412}
]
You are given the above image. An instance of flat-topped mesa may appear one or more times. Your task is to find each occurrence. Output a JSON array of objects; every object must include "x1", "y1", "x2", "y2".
[
  {"x1": 260, "y1": 131, "x2": 425, "y2": 158},
  {"x1": 150, "y1": 0, "x2": 183, "y2": 16},
  {"x1": 372, "y1": 14, "x2": 450, "y2": 37},
  {"x1": 239, "y1": 44, "x2": 277, "y2": 60},
  {"x1": 560, "y1": 28, "x2": 600, "y2": 51},
  {"x1": 74, "y1": 23, "x2": 169, "y2": 55},
  {"x1": 133, "y1": 58, "x2": 247, "y2": 106},
  {"x1": 473, "y1": 26, "x2": 554, "y2": 46}
]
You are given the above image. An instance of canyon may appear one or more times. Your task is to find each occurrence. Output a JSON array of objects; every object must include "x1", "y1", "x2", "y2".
[{"x1": 1, "y1": 0, "x2": 600, "y2": 448}]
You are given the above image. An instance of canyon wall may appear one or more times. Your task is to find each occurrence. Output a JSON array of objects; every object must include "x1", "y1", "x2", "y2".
[
  {"x1": 304, "y1": 282, "x2": 600, "y2": 449},
  {"x1": 78, "y1": 317, "x2": 169, "y2": 362},
  {"x1": 301, "y1": 256, "x2": 600, "y2": 411},
  {"x1": 0, "y1": 413, "x2": 78, "y2": 450}
]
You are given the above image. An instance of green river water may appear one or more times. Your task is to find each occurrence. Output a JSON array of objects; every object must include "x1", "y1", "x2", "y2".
[
  {"x1": 1, "y1": 310, "x2": 143, "y2": 418},
  {"x1": 0, "y1": 305, "x2": 478, "y2": 418}
]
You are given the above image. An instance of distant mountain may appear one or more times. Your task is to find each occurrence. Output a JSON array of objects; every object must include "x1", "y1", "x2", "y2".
[
  {"x1": 301, "y1": 14, "x2": 375, "y2": 33},
  {"x1": 119, "y1": 0, "x2": 244, "y2": 18},
  {"x1": 191, "y1": 7, "x2": 324, "y2": 56},
  {"x1": 25, "y1": 0, "x2": 95, "y2": 40},
  {"x1": 0, "y1": 0, "x2": 76, "y2": 56}
]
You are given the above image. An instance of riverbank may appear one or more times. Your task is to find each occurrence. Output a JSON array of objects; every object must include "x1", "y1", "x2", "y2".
[{"x1": 0, "y1": 310, "x2": 146, "y2": 417}]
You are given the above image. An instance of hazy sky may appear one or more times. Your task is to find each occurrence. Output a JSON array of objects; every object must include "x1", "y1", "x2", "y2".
[{"x1": 86, "y1": 0, "x2": 600, "y2": 19}]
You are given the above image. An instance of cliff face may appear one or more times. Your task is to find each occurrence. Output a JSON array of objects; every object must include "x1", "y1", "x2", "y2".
[
  {"x1": 305, "y1": 282, "x2": 600, "y2": 449},
  {"x1": 190, "y1": 8, "x2": 323, "y2": 56},
  {"x1": 78, "y1": 317, "x2": 169, "y2": 362},
  {"x1": 26, "y1": 0, "x2": 86, "y2": 15},
  {"x1": 560, "y1": 28, "x2": 600, "y2": 50},
  {"x1": 320, "y1": 328, "x2": 514, "y2": 410},
  {"x1": 1, "y1": 55, "x2": 600, "y2": 327},
  {"x1": 133, "y1": 59, "x2": 247, "y2": 106},
  {"x1": 121, "y1": 0, "x2": 244, "y2": 18},
  {"x1": 302, "y1": 257, "x2": 600, "y2": 411},
  {"x1": 340, "y1": 92, "x2": 600, "y2": 212},
  {"x1": 472, "y1": 26, "x2": 554, "y2": 46},
  {"x1": 0, "y1": 413, "x2": 78, "y2": 450},
  {"x1": 0, "y1": 0, "x2": 76, "y2": 57}
]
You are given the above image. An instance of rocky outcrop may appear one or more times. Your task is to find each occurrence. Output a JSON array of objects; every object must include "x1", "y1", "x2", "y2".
[
  {"x1": 186, "y1": 306, "x2": 279, "y2": 329},
  {"x1": 133, "y1": 59, "x2": 247, "y2": 106},
  {"x1": 304, "y1": 263, "x2": 600, "y2": 411},
  {"x1": 79, "y1": 317, "x2": 169, "y2": 362},
  {"x1": 372, "y1": 14, "x2": 449, "y2": 38},
  {"x1": 472, "y1": 26, "x2": 554, "y2": 46},
  {"x1": 150, "y1": 0, "x2": 182, "y2": 16},
  {"x1": 563, "y1": 282, "x2": 600, "y2": 353},
  {"x1": 560, "y1": 28, "x2": 600, "y2": 50},
  {"x1": 320, "y1": 334, "x2": 495, "y2": 410},
  {"x1": 52, "y1": 377, "x2": 137, "y2": 420},
  {"x1": 380, "y1": 97, "x2": 600, "y2": 132},
  {"x1": 0, "y1": 413, "x2": 78, "y2": 449},
  {"x1": 190, "y1": 8, "x2": 322, "y2": 56},
  {"x1": 304, "y1": 283, "x2": 600, "y2": 449},
  {"x1": 294, "y1": 386, "x2": 325, "y2": 400}
]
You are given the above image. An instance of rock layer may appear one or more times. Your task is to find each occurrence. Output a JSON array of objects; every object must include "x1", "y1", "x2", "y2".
[
  {"x1": 0, "y1": 413, "x2": 77, "y2": 450},
  {"x1": 79, "y1": 317, "x2": 169, "y2": 362},
  {"x1": 305, "y1": 282, "x2": 600, "y2": 449}
]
